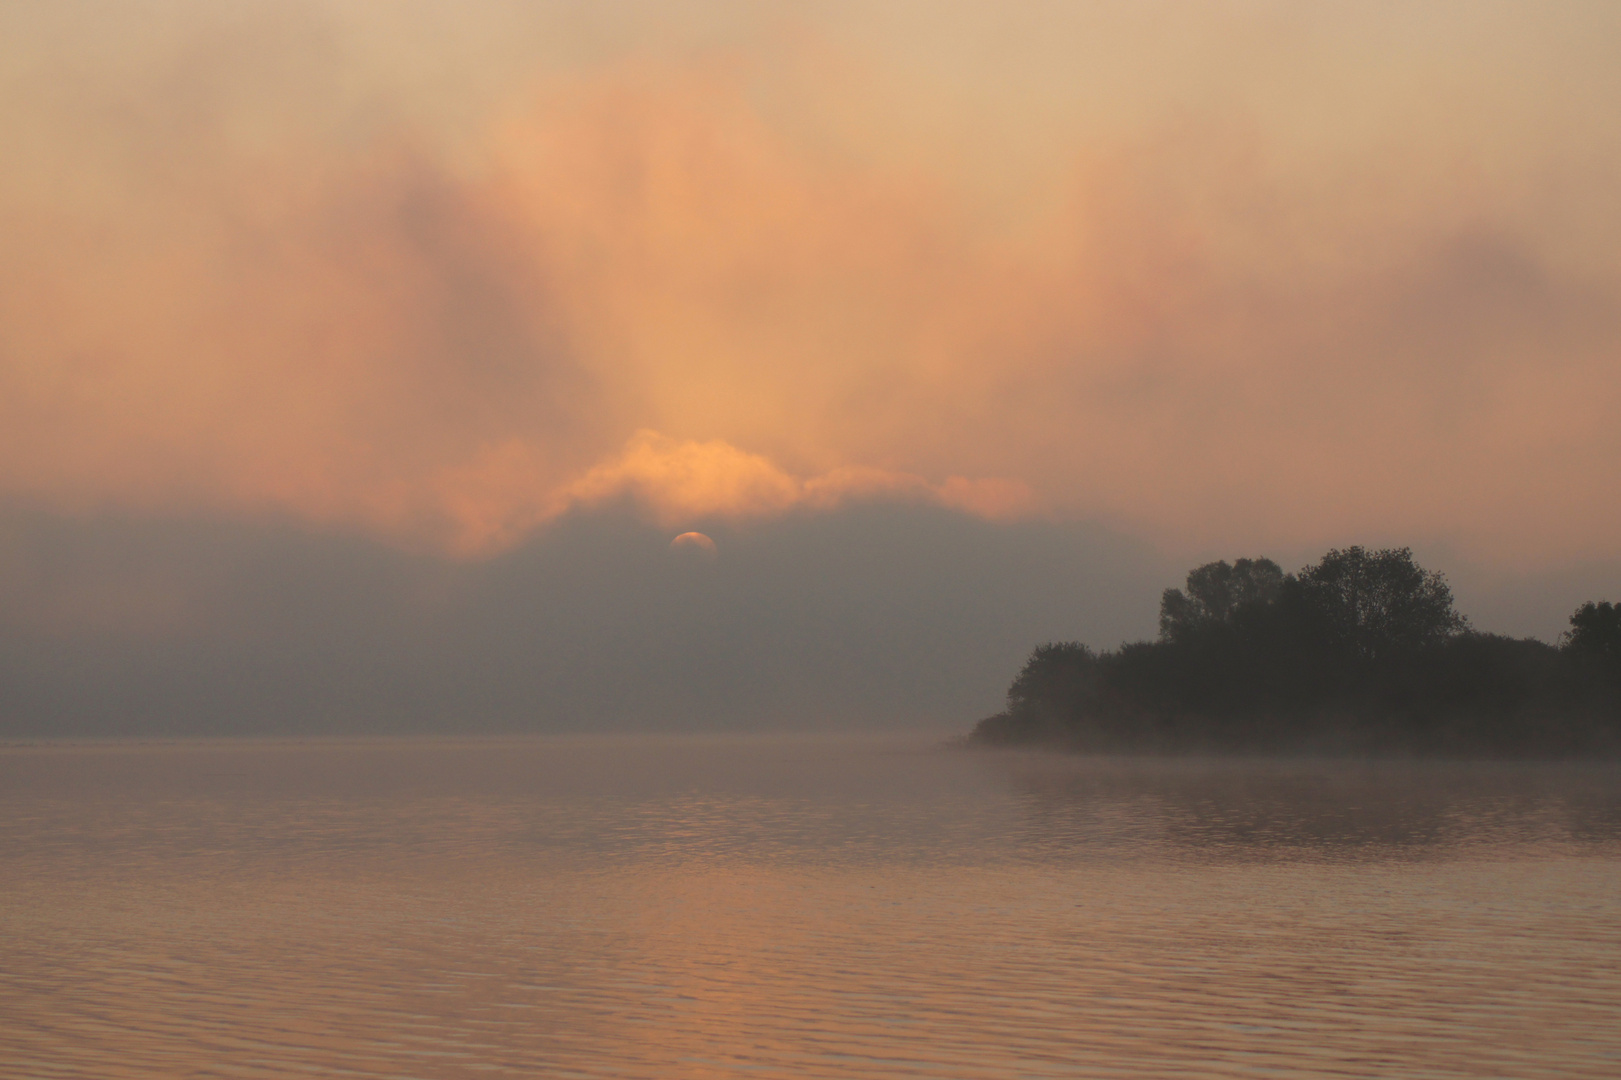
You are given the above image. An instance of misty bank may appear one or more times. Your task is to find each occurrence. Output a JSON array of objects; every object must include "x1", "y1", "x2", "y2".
[{"x1": 971, "y1": 547, "x2": 1621, "y2": 757}]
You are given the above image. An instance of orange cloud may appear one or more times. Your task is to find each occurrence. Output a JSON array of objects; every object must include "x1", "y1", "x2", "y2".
[
  {"x1": 1, "y1": 4, "x2": 1618, "y2": 566},
  {"x1": 552, "y1": 430, "x2": 1031, "y2": 546},
  {"x1": 563, "y1": 432, "x2": 801, "y2": 529}
]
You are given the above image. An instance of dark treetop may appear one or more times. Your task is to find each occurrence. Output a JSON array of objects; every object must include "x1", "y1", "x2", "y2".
[{"x1": 972, "y1": 547, "x2": 1621, "y2": 756}]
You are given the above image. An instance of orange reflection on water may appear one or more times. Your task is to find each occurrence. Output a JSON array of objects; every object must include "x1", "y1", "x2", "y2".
[{"x1": 3, "y1": 738, "x2": 1620, "y2": 1078}]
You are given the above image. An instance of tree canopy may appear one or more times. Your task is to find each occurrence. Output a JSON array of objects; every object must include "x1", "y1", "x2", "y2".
[
  {"x1": 972, "y1": 546, "x2": 1618, "y2": 756},
  {"x1": 1296, "y1": 546, "x2": 1467, "y2": 662},
  {"x1": 1566, "y1": 601, "x2": 1621, "y2": 658},
  {"x1": 1159, "y1": 558, "x2": 1284, "y2": 642}
]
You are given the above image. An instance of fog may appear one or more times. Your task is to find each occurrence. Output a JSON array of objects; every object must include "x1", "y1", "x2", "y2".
[
  {"x1": 3, "y1": 3, "x2": 1619, "y2": 735},
  {"x1": 4, "y1": 2, "x2": 1621, "y2": 565},
  {"x1": 0, "y1": 500, "x2": 1166, "y2": 734},
  {"x1": 3, "y1": 499, "x2": 1615, "y2": 737}
]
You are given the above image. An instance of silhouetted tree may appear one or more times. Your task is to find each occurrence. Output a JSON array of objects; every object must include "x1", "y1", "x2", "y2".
[
  {"x1": 970, "y1": 548, "x2": 1618, "y2": 756},
  {"x1": 1296, "y1": 547, "x2": 1466, "y2": 663},
  {"x1": 1007, "y1": 643, "x2": 1098, "y2": 718},
  {"x1": 972, "y1": 643, "x2": 1100, "y2": 745},
  {"x1": 1159, "y1": 558, "x2": 1285, "y2": 642},
  {"x1": 1563, "y1": 601, "x2": 1621, "y2": 704},
  {"x1": 1564, "y1": 601, "x2": 1621, "y2": 661}
]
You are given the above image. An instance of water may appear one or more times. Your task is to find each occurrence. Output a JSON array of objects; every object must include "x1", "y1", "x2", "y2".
[{"x1": 3, "y1": 735, "x2": 1620, "y2": 1078}]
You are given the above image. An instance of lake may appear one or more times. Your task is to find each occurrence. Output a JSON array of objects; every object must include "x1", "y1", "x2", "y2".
[{"x1": 3, "y1": 735, "x2": 1619, "y2": 1078}]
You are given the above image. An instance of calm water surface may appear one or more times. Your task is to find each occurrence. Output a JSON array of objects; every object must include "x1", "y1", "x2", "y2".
[{"x1": 3, "y1": 735, "x2": 1620, "y2": 1078}]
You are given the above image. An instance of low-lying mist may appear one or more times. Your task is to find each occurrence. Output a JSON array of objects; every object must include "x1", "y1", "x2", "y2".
[{"x1": 0, "y1": 499, "x2": 1169, "y2": 736}]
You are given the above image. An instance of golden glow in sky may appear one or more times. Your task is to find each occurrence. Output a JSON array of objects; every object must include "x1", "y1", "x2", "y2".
[{"x1": 3, "y1": 2, "x2": 1618, "y2": 564}]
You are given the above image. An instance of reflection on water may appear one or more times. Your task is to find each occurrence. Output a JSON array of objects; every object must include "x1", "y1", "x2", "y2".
[
  {"x1": 1003, "y1": 754, "x2": 1621, "y2": 860},
  {"x1": 3, "y1": 736, "x2": 1620, "y2": 1078}
]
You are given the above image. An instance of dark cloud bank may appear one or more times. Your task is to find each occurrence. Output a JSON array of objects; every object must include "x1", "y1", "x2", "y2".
[
  {"x1": 0, "y1": 502, "x2": 1172, "y2": 736},
  {"x1": 3, "y1": 501, "x2": 1615, "y2": 739}
]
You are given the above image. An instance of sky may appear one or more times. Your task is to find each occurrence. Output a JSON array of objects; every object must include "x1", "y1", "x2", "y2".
[{"x1": 2, "y1": 2, "x2": 1619, "y2": 733}]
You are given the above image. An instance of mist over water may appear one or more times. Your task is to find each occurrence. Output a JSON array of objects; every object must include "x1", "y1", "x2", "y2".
[
  {"x1": 4, "y1": 735, "x2": 1619, "y2": 1078},
  {"x1": 6, "y1": 5, "x2": 1620, "y2": 1075},
  {"x1": 0, "y1": 501, "x2": 1170, "y2": 736}
]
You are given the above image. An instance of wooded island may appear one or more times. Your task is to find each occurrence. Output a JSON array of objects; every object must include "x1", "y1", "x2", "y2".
[{"x1": 971, "y1": 547, "x2": 1621, "y2": 755}]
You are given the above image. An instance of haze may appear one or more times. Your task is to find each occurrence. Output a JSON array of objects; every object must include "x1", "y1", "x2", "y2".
[{"x1": 3, "y1": 1, "x2": 1618, "y2": 733}]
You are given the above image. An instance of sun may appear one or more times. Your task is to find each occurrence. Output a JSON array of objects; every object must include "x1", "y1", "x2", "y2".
[{"x1": 670, "y1": 531, "x2": 718, "y2": 562}]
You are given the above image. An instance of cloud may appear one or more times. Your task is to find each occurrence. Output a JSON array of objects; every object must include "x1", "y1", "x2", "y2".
[
  {"x1": 1, "y1": 3, "x2": 1619, "y2": 567},
  {"x1": 563, "y1": 432, "x2": 801, "y2": 528},
  {"x1": 0, "y1": 497, "x2": 1175, "y2": 734},
  {"x1": 557, "y1": 431, "x2": 1032, "y2": 540}
]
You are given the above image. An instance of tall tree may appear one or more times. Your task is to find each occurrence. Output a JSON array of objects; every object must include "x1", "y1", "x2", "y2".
[
  {"x1": 1564, "y1": 601, "x2": 1621, "y2": 665},
  {"x1": 1297, "y1": 547, "x2": 1465, "y2": 663},
  {"x1": 1159, "y1": 558, "x2": 1285, "y2": 642}
]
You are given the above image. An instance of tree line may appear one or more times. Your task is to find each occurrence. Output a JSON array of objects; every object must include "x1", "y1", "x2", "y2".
[{"x1": 971, "y1": 547, "x2": 1621, "y2": 755}]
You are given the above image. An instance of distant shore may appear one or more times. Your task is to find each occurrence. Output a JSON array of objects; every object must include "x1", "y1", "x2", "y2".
[{"x1": 969, "y1": 547, "x2": 1621, "y2": 757}]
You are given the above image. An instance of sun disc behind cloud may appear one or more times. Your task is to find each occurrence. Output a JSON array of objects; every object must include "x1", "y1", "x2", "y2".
[{"x1": 670, "y1": 531, "x2": 719, "y2": 562}]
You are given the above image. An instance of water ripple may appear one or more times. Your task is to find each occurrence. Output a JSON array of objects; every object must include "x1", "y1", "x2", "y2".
[{"x1": 3, "y1": 736, "x2": 1619, "y2": 1078}]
